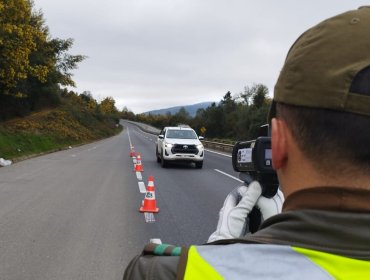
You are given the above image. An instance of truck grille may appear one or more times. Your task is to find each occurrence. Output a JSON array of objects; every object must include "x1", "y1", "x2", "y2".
[{"x1": 172, "y1": 144, "x2": 198, "y2": 154}]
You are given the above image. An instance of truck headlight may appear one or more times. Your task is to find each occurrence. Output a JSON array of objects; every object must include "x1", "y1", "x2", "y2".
[
  {"x1": 165, "y1": 143, "x2": 173, "y2": 148},
  {"x1": 196, "y1": 144, "x2": 203, "y2": 149}
]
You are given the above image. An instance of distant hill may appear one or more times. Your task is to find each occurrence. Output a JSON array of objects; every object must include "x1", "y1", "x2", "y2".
[{"x1": 144, "y1": 102, "x2": 215, "y2": 117}]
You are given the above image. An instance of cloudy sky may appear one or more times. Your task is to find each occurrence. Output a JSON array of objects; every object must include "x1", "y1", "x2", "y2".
[{"x1": 33, "y1": 1, "x2": 369, "y2": 113}]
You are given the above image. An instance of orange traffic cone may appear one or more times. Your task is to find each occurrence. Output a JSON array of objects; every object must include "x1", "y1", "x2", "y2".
[
  {"x1": 134, "y1": 154, "x2": 144, "y2": 172},
  {"x1": 140, "y1": 176, "x2": 159, "y2": 213},
  {"x1": 130, "y1": 146, "x2": 136, "y2": 157}
]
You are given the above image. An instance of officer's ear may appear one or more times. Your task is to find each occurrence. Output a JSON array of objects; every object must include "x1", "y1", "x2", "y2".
[{"x1": 271, "y1": 118, "x2": 289, "y2": 170}]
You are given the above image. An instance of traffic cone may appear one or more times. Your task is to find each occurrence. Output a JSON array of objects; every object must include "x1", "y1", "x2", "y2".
[
  {"x1": 130, "y1": 146, "x2": 136, "y2": 157},
  {"x1": 134, "y1": 154, "x2": 144, "y2": 172},
  {"x1": 140, "y1": 176, "x2": 159, "y2": 213}
]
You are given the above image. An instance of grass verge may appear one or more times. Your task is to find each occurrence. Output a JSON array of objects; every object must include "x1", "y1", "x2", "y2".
[{"x1": 0, "y1": 108, "x2": 122, "y2": 161}]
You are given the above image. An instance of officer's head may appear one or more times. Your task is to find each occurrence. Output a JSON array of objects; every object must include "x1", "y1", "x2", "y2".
[{"x1": 269, "y1": 7, "x2": 370, "y2": 196}]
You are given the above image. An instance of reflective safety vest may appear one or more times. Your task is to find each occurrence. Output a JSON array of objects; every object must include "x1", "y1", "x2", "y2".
[{"x1": 183, "y1": 244, "x2": 370, "y2": 279}]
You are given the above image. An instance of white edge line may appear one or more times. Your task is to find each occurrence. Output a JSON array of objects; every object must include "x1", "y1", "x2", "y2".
[
  {"x1": 138, "y1": 182, "x2": 146, "y2": 193},
  {"x1": 136, "y1": 172, "x2": 142, "y2": 181},
  {"x1": 205, "y1": 149, "x2": 232, "y2": 158},
  {"x1": 144, "y1": 212, "x2": 156, "y2": 223},
  {"x1": 214, "y1": 169, "x2": 243, "y2": 183},
  {"x1": 127, "y1": 128, "x2": 132, "y2": 147}
]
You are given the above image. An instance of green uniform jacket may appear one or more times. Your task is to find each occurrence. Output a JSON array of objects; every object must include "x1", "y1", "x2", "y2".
[{"x1": 123, "y1": 187, "x2": 370, "y2": 279}]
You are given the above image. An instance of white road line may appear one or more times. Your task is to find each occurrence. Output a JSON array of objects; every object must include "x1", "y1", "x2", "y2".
[
  {"x1": 149, "y1": 238, "x2": 162, "y2": 244},
  {"x1": 136, "y1": 172, "x2": 142, "y2": 181},
  {"x1": 127, "y1": 128, "x2": 132, "y2": 147},
  {"x1": 214, "y1": 169, "x2": 243, "y2": 183},
  {"x1": 138, "y1": 182, "x2": 146, "y2": 193},
  {"x1": 205, "y1": 149, "x2": 232, "y2": 158},
  {"x1": 144, "y1": 212, "x2": 156, "y2": 223},
  {"x1": 124, "y1": 125, "x2": 159, "y2": 225}
]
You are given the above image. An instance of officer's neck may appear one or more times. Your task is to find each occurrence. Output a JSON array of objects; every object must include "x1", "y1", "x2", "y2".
[{"x1": 277, "y1": 142, "x2": 370, "y2": 199}]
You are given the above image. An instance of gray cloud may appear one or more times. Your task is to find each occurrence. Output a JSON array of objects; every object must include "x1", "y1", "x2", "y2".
[{"x1": 34, "y1": 0, "x2": 370, "y2": 113}]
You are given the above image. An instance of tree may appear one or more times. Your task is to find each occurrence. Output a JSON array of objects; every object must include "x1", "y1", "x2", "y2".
[
  {"x1": 219, "y1": 91, "x2": 237, "y2": 137},
  {"x1": 50, "y1": 38, "x2": 85, "y2": 87},
  {"x1": 121, "y1": 106, "x2": 135, "y2": 120},
  {"x1": 0, "y1": 0, "x2": 86, "y2": 119},
  {"x1": 130, "y1": 84, "x2": 271, "y2": 141},
  {"x1": 252, "y1": 84, "x2": 268, "y2": 108},
  {"x1": 0, "y1": 0, "x2": 42, "y2": 94},
  {"x1": 241, "y1": 84, "x2": 268, "y2": 107},
  {"x1": 173, "y1": 107, "x2": 190, "y2": 124},
  {"x1": 202, "y1": 105, "x2": 224, "y2": 138},
  {"x1": 220, "y1": 91, "x2": 236, "y2": 112},
  {"x1": 100, "y1": 97, "x2": 117, "y2": 115},
  {"x1": 241, "y1": 86, "x2": 254, "y2": 106}
]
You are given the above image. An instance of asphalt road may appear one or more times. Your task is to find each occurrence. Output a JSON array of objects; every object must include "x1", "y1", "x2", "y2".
[{"x1": 0, "y1": 121, "x2": 243, "y2": 279}]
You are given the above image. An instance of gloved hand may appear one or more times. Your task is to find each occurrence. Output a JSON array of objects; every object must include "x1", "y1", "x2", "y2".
[{"x1": 208, "y1": 181, "x2": 284, "y2": 242}]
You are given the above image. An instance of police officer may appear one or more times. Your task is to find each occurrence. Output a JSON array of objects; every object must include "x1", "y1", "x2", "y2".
[{"x1": 124, "y1": 7, "x2": 370, "y2": 279}]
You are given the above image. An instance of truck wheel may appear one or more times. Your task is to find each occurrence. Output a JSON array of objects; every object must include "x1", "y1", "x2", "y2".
[
  {"x1": 161, "y1": 152, "x2": 168, "y2": 168},
  {"x1": 195, "y1": 161, "x2": 203, "y2": 169},
  {"x1": 156, "y1": 147, "x2": 161, "y2": 163}
]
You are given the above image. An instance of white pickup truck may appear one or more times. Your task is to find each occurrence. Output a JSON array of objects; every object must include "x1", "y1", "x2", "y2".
[{"x1": 156, "y1": 126, "x2": 204, "y2": 168}]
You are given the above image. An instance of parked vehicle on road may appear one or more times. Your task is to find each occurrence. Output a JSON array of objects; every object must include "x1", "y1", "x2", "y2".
[{"x1": 156, "y1": 126, "x2": 204, "y2": 168}]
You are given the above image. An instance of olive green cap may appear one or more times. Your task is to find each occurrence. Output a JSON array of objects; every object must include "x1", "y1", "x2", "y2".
[{"x1": 271, "y1": 6, "x2": 370, "y2": 118}]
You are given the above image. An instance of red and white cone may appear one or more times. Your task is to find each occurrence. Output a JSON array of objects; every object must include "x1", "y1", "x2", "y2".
[
  {"x1": 130, "y1": 146, "x2": 136, "y2": 157},
  {"x1": 140, "y1": 176, "x2": 159, "y2": 213},
  {"x1": 134, "y1": 154, "x2": 144, "y2": 172}
]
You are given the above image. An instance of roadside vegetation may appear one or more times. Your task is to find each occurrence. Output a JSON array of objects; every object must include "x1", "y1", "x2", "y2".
[
  {"x1": 0, "y1": 91, "x2": 121, "y2": 160},
  {"x1": 124, "y1": 84, "x2": 271, "y2": 142},
  {"x1": 0, "y1": 0, "x2": 121, "y2": 161},
  {"x1": 0, "y1": 0, "x2": 269, "y2": 161}
]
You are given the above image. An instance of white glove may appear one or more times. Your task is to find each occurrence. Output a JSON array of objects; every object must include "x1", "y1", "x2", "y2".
[
  {"x1": 208, "y1": 181, "x2": 284, "y2": 242},
  {"x1": 256, "y1": 188, "x2": 284, "y2": 221}
]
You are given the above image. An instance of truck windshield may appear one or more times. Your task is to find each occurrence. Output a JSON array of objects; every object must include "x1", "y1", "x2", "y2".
[{"x1": 166, "y1": 129, "x2": 197, "y2": 139}]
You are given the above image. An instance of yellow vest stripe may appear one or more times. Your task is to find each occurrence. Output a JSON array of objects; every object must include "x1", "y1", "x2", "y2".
[
  {"x1": 293, "y1": 247, "x2": 370, "y2": 280},
  {"x1": 183, "y1": 246, "x2": 223, "y2": 280}
]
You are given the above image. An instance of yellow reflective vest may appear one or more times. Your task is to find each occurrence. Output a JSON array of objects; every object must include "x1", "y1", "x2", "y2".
[{"x1": 183, "y1": 244, "x2": 370, "y2": 280}]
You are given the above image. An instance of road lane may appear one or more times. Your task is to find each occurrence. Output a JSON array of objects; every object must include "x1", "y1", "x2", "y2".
[
  {"x1": 0, "y1": 122, "x2": 246, "y2": 279},
  {"x1": 0, "y1": 133, "x2": 148, "y2": 279},
  {"x1": 124, "y1": 121, "x2": 244, "y2": 245}
]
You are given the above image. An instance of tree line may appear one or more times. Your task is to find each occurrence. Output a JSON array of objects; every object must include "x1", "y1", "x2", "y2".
[
  {"x1": 124, "y1": 84, "x2": 272, "y2": 141},
  {"x1": 1, "y1": 0, "x2": 270, "y2": 141},
  {"x1": 0, "y1": 0, "x2": 86, "y2": 120}
]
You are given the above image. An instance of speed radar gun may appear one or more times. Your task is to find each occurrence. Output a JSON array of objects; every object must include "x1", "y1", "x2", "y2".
[{"x1": 232, "y1": 124, "x2": 279, "y2": 198}]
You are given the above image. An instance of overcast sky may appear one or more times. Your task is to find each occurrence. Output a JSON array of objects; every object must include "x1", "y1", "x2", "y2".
[{"x1": 33, "y1": 1, "x2": 369, "y2": 113}]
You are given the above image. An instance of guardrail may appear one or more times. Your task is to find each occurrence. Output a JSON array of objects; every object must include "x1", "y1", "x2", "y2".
[
  {"x1": 202, "y1": 140, "x2": 234, "y2": 153},
  {"x1": 123, "y1": 120, "x2": 234, "y2": 154},
  {"x1": 124, "y1": 120, "x2": 161, "y2": 135}
]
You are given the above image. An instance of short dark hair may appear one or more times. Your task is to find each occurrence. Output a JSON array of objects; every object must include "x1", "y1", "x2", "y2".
[{"x1": 276, "y1": 102, "x2": 370, "y2": 176}]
